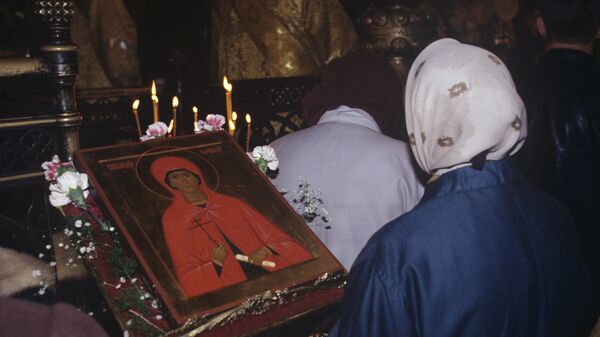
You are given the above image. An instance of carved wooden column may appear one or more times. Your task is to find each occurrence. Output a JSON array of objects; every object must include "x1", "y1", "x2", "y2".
[{"x1": 35, "y1": 0, "x2": 81, "y2": 160}]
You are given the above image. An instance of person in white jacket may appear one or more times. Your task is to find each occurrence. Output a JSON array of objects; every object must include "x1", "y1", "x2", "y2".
[{"x1": 271, "y1": 51, "x2": 424, "y2": 269}]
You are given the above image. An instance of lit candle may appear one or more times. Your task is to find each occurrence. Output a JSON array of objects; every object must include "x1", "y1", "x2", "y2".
[
  {"x1": 223, "y1": 76, "x2": 233, "y2": 136},
  {"x1": 228, "y1": 119, "x2": 236, "y2": 135},
  {"x1": 168, "y1": 119, "x2": 174, "y2": 136},
  {"x1": 131, "y1": 99, "x2": 142, "y2": 138},
  {"x1": 232, "y1": 111, "x2": 238, "y2": 138},
  {"x1": 151, "y1": 80, "x2": 159, "y2": 123},
  {"x1": 171, "y1": 96, "x2": 179, "y2": 137},
  {"x1": 193, "y1": 106, "x2": 199, "y2": 133},
  {"x1": 245, "y1": 113, "x2": 252, "y2": 152}
]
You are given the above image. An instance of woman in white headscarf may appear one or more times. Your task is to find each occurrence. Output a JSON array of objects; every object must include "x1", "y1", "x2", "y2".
[{"x1": 329, "y1": 39, "x2": 589, "y2": 337}]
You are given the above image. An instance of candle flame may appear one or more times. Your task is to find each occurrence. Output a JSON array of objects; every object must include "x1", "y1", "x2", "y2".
[
  {"x1": 232, "y1": 111, "x2": 238, "y2": 121},
  {"x1": 152, "y1": 95, "x2": 159, "y2": 104},
  {"x1": 192, "y1": 106, "x2": 198, "y2": 113},
  {"x1": 132, "y1": 99, "x2": 140, "y2": 110},
  {"x1": 228, "y1": 119, "x2": 236, "y2": 131},
  {"x1": 222, "y1": 76, "x2": 232, "y2": 92},
  {"x1": 245, "y1": 113, "x2": 251, "y2": 123},
  {"x1": 172, "y1": 96, "x2": 179, "y2": 108},
  {"x1": 151, "y1": 80, "x2": 157, "y2": 95},
  {"x1": 168, "y1": 119, "x2": 174, "y2": 133}
]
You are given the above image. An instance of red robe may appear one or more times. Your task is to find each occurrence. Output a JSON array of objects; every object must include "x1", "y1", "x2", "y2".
[{"x1": 151, "y1": 156, "x2": 313, "y2": 297}]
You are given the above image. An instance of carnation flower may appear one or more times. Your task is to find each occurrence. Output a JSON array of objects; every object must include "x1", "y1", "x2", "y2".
[
  {"x1": 250, "y1": 145, "x2": 279, "y2": 172},
  {"x1": 41, "y1": 155, "x2": 60, "y2": 181},
  {"x1": 41, "y1": 155, "x2": 75, "y2": 181},
  {"x1": 197, "y1": 114, "x2": 226, "y2": 132},
  {"x1": 144, "y1": 122, "x2": 168, "y2": 139},
  {"x1": 48, "y1": 171, "x2": 90, "y2": 207}
]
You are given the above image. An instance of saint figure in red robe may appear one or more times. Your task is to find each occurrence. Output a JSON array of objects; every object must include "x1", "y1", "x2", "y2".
[{"x1": 150, "y1": 156, "x2": 313, "y2": 297}]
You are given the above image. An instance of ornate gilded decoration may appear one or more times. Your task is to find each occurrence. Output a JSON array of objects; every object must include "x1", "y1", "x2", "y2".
[
  {"x1": 166, "y1": 271, "x2": 346, "y2": 336},
  {"x1": 355, "y1": 2, "x2": 442, "y2": 81},
  {"x1": 212, "y1": 0, "x2": 357, "y2": 80},
  {"x1": 35, "y1": 1, "x2": 75, "y2": 23},
  {"x1": 448, "y1": 82, "x2": 468, "y2": 98},
  {"x1": 71, "y1": 0, "x2": 142, "y2": 89}
]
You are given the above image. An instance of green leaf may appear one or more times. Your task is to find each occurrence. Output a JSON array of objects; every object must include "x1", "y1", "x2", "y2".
[
  {"x1": 255, "y1": 158, "x2": 268, "y2": 173},
  {"x1": 57, "y1": 166, "x2": 76, "y2": 175},
  {"x1": 68, "y1": 187, "x2": 86, "y2": 207}
]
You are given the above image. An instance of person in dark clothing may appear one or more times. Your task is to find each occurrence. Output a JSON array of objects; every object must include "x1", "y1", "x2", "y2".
[
  {"x1": 517, "y1": 0, "x2": 600, "y2": 331},
  {"x1": 330, "y1": 38, "x2": 590, "y2": 337}
]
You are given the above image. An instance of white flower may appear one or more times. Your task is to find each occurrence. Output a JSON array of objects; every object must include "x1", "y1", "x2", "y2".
[
  {"x1": 45, "y1": 244, "x2": 51, "y2": 250},
  {"x1": 49, "y1": 261, "x2": 56, "y2": 267},
  {"x1": 124, "y1": 331, "x2": 130, "y2": 337},
  {"x1": 155, "y1": 315, "x2": 163, "y2": 320},
  {"x1": 38, "y1": 253, "x2": 44, "y2": 258},
  {"x1": 251, "y1": 145, "x2": 276, "y2": 162},
  {"x1": 48, "y1": 171, "x2": 89, "y2": 207},
  {"x1": 74, "y1": 220, "x2": 82, "y2": 228},
  {"x1": 250, "y1": 145, "x2": 279, "y2": 171},
  {"x1": 32, "y1": 270, "x2": 41, "y2": 278},
  {"x1": 120, "y1": 277, "x2": 126, "y2": 283}
]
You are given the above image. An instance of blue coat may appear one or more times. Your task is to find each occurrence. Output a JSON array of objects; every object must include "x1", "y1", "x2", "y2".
[{"x1": 330, "y1": 160, "x2": 589, "y2": 337}]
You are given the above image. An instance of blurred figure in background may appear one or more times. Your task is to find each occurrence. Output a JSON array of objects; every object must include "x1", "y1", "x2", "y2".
[{"x1": 517, "y1": 0, "x2": 600, "y2": 331}]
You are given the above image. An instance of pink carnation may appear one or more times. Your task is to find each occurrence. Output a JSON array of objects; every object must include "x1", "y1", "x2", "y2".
[
  {"x1": 41, "y1": 155, "x2": 61, "y2": 181},
  {"x1": 197, "y1": 114, "x2": 226, "y2": 132},
  {"x1": 145, "y1": 122, "x2": 168, "y2": 138}
]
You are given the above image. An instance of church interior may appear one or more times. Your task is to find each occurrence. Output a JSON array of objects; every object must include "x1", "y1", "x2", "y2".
[{"x1": 1, "y1": 0, "x2": 599, "y2": 336}]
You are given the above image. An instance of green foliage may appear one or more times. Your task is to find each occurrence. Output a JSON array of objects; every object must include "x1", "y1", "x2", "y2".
[
  {"x1": 115, "y1": 287, "x2": 150, "y2": 317},
  {"x1": 107, "y1": 246, "x2": 138, "y2": 279},
  {"x1": 128, "y1": 315, "x2": 163, "y2": 337}
]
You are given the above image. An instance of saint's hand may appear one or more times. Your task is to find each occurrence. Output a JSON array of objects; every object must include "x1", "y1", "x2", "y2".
[
  {"x1": 248, "y1": 247, "x2": 271, "y2": 266},
  {"x1": 212, "y1": 243, "x2": 228, "y2": 266}
]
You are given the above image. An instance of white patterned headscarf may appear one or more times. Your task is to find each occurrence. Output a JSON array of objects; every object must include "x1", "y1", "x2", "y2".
[{"x1": 405, "y1": 38, "x2": 527, "y2": 176}]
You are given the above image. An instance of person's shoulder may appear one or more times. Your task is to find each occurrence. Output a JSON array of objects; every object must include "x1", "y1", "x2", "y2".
[
  {"x1": 270, "y1": 127, "x2": 314, "y2": 148},
  {"x1": 363, "y1": 198, "x2": 446, "y2": 252},
  {"x1": 358, "y1": 133, "x2": 414, "y2": 160}
]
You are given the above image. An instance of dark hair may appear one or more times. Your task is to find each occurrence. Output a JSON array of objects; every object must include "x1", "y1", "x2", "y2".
[
  {"x1": 540, "y1": 0, "x2": 600, "y2": 43},
  {"x1": 164, "y1": 169, "x2": 201, "y2": 189},
  {"x1": 302, "y1": 50, "x2": 405, "y2": 140}
]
